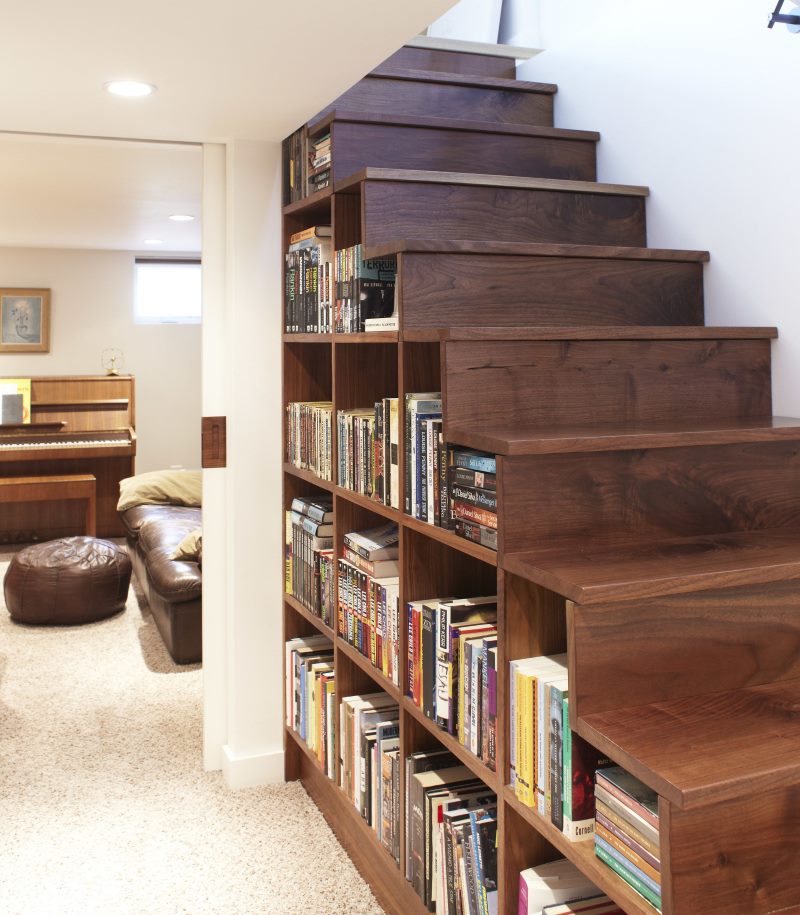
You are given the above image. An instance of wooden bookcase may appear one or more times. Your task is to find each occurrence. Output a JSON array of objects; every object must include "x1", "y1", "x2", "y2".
[{"x1": 281, "y1": 42, "x2": 800, "y2": 915}]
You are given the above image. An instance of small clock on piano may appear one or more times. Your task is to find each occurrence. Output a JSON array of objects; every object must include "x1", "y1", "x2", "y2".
[{"x1": 102, "y1": 348, "x2": 124, "y2": 376}]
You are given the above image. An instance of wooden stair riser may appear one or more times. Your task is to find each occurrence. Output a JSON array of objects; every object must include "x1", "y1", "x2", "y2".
[
  {"x1": 500, "y1": 440, "x2": 800, "y2": 551},
  {"x1": 442, "y1": 338, "x2": 771, "y2": 432},
  {"x1": 322, "y1": 74, "x2": 554, "y2": 127},
  {"x1": 398, "y1": 252, "x2": 705, "y2": 329},
  {"x1": 567, "y1": 579, "x2": 800, "y2": 722},
  {"x1": 375, "y1": 47, "x2": 517, "y2": 79},
  {"x1": 664, "y1": 785, "x2": 800, "y2": 915},
  {"x1": 328, "y1": 120, "x2": 597, "y2": 184},
  {"x1": 360, "y1": 180, "x2": 647, "y2": 248}
]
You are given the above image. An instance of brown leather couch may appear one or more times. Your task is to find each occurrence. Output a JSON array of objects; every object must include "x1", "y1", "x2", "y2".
[{"x1": 119, "y1": 504, "x2": 201, "y2": 664}]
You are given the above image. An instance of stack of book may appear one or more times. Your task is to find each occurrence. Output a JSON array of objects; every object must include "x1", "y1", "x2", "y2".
[
  {"x1": 336, "y1": 398, "x2": 400, "y2": 506},
  {"x1": 308, "y1": 132, "x2": 331, "y2": 194},
  {"x1": 339, "y1": 692, "x2": 400, "y2": 861},
  {"x1": 405, "y1": 392, "x2": 443, "y2": 524},
  {"x1": 407, "y1": 595, "x2": 498, "y2": 770},
  {"x1": 284, "y1": 495, "x2": 334, "y2": 627},
  {"x1": 594, "y1": 767, "x2": 661, "y2": 912},
  {"x1": 447, "y1": 449, "x2": 498, "y2": 551},
  {"x1": 285, "y1": 635, "x2": 335, "y2": 778},
  {"x1": 407, "y1": 762, "x2": 497, "y2": 914},
  {"x1": 334, "y1": 244, "x2": 396, "y2": 333},
  {"x1": 284, "y1": 225, "x2": 333, "y2": 334},
  {"x1": 510, "y1": 655, "x2": 611, "y2": 840},
  {"x1": 519, "y1": 860, "x2": 617, "y2": 914},
  {"x1": 285, "y1": 401, "x2": 333, "y2": 480},
  {"x1": 337, "y1": 524, "x2": 400, "y2": 686}
]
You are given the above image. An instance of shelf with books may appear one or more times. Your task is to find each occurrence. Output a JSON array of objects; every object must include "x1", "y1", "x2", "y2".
[
  {"x1": 403, "y1": 696, "x2": 499, "y2": 792},
  {"x1": 333, "y1": 331, "x2": 399, "y2": 343},
  {"x1": 285, "y1": 724, "x2": 327, "y2": 778},
  {"x1": 282, "y1": 184, "x2": 333, "y2": 218},
  {"x1": 403, "y1": 510, "x2": 498, "y2": 567},
  {"x1": 282, "y1": 332, "x2": 333, "y2": 344},
  {"x1": 504, "y1": 787, "x2": 655, "y2": 915},
  {"x1": 336, "y1": 636, "x2": 401, "y2": 701},
  {"x1": 285, "y1": 593, "x2": 335, "y2": 641},
  {"x1": 283, "y1": 462, "x2": 335, "y2": 493}
]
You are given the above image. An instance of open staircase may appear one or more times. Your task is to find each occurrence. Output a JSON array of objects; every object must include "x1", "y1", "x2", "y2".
[{"x1": 284, "y1": 41, "x2": 800, "y2": 915}]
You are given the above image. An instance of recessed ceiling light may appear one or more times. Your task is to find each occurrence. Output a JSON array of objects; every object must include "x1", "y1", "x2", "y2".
[
  {"x1": 168, "y1": 214, "x2": 195, "y2": 222},
  {"x1": 105, "y1": 80, "x2": 157, "y2": 98},
  {"x1": 144, "y1": 239, "x2": 163, "y2": 245}
]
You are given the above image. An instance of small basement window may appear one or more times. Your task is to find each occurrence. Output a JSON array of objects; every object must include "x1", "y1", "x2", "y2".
[{"x1": 134, "y1": 258, "x2": 201, "y2": 324}]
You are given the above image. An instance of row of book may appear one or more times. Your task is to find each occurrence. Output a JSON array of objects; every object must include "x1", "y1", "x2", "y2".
[
  {"x1": 284, "y1": 225, "x2": 333, "y2": 334},
  {"x1": 285, "y1": 401, "x2": 333, "y2": 481},
  {"x1": 336, "y1": 398, "x2": 399, "y2": 506},
  {"x1": 337, "y1": 523, "x2": 400, "y2": 686},
  {"x1": 406, "y1": 755, "x2": 498, "y2": 915},
  {"x1": 594, "y1": 767, "x2": 661, "y2": 912},
  {"x1": 519, "y1": 860, "x2": 622, "y2": 914},
  {"x1": 510, "y1": 654, "x2": 611, "y2": 841},
  {"x1": 334, "y1": 244, "x2": 396, "y2": 333},
  {"x1": 284, "y1": 495, "x2": 335, "y2": 628},
  {"x1": 407, "y1": 595, "x2": 498, "y2": 772},
  {"x1": 283, "y1": 127, "x2": 329, "y2": 204},
  {"x1": 285, "y1": 635, "x2": 335, "y2": 779},
  {"x1": 340, "y1": 692, "x2": 401, "y2": 863}
]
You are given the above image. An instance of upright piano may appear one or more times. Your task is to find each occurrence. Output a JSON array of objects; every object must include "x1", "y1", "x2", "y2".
[{"x1": 0, "y1": 375, "x2": 136, "y2": 541}]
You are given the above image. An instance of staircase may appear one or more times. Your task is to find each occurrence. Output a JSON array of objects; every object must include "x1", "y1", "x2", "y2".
[{"x1": 286, "y1": 41, "x2": 800, "y2": 915}]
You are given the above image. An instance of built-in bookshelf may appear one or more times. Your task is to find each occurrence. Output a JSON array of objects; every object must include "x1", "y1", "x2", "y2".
[{"x1": 281, "y1": 39, "x2": 800, "y2": 915}]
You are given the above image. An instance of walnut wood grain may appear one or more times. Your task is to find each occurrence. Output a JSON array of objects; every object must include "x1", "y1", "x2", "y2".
[
  {"x1": 579, "y1": 679, "x2": 800, "y2": 811},
  {"x1": 375, "y1": 46, "x2": 517, "y2": 79},
  {"x1": 500, "y1": 440, "x2": 800, "y2": 550},
  {"x1": 666, "y1": 785, "x2": 800, "y2": 914},
  {"x1": 443, "y1": 339, "x2": 772, "y2": 431},
  {"x1": 368, "y1": 239, "x2": 708, "y2": 261},
  {"x1": 438, "y1": 325, "x2": 776, "y2": 341},
  {"x1": 362, "y1": 180, "x2": 647, "y2": 249},
  {"x1": 505, "y1": 528, "x2": 800, "y2": 604},
  {"x1": 330, "y1": 118, "x2": 597, "y2": 184},
  {"x1": 318, "y1": 71, "x2": 555, "y2": 128},
  {"x1": 316, "y1": 109, "x2": 599, "y2": 140},
  {"x1": 337, "y1": 166, "x2": 648, "y2": 196},
  {"x1": 446, "y1": 415, "x2": 800, "y2": 457},
  {"x1": 201, "y1": 416, "x2": 226, "y2": 469},
  {"x1": 0, "y1": 474, "x2": 96, "y2": 537},
  {"x1": 569, "y1": 576, "x2": 800, "y2": 730},
  {"x1": 397, "y1": 251, "x2": 704, "y2": 328}
]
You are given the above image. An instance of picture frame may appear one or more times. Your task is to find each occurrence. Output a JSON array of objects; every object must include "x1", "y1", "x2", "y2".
[{"x1": 0, "y1": 288, "x2": 51, "y2": 353}]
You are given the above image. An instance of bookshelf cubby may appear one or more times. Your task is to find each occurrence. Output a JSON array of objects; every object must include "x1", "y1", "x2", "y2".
[{"x1": 282, "y1": 41, "x2": 800, "y2": 915}]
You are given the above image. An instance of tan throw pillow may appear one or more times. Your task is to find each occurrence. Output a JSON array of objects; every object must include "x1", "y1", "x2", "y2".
[
  {"x1": 171, "y1": 528, "x2": 202, "y2": 562},
  {"x1": 117, "y1": 470, "x2": 202, "y2": 512}
]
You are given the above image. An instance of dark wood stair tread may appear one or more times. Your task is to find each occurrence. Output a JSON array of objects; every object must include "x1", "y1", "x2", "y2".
[
  {"x1": 447, "y1": 413, "x2": 796, "y2": 457},
  {"x1": 579, "y1": 678, "x2": 800, "y2": 810},
  {"x1": 433, "y1": 324, "x2": 777, "y2": 342},
  {"x1": 502, "y1": 528, "x2": 800, "y2": 604},
  {"x1": 365, "y1": 66, "x2": 558, "y2": 94},
  {"x1": 335, "y1": 167, "x2": 649, "y2": 197},
  {"x1": 311, "y1": 108, "x2": 600, "y2": 141},
  {"x1": 365, "y1": 238, "x2": 707, "y2": 262}
]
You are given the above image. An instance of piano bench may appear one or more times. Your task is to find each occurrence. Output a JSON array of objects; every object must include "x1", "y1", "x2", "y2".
[{"x1": 0, "y1": 474, "x2": 97, "y2": 537}]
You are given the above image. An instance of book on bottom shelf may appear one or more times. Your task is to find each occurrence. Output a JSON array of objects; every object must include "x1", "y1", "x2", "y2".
[
  {"x1": 518, "y1": 859, "x2": 612, "y2": 915},
  {"x1": 285, "y1": 635, "x2": 335, "y2": 778}
]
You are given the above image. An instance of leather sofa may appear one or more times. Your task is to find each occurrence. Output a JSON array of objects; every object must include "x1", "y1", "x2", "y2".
[{"x1": 119, "y1": 503, "x2": 202, "y2": 664}]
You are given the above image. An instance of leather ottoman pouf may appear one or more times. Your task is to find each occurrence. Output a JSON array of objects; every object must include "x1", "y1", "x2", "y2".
[{"x1": 4, "y1": 537, "x2": 131, "y2": 625}]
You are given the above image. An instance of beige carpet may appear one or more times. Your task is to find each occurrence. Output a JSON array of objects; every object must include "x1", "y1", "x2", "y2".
[{"x1": 0, "y1": 549, "x2": 383, "y2": 915}]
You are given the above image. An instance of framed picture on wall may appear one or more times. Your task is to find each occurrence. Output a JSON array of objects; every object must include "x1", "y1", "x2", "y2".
[{"x1": 0, "y1": 289, "x2": 51, "y2": 353}]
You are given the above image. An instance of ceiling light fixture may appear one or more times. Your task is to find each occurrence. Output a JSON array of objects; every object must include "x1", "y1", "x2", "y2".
[
  {"x1": 144, "y1": 239, "x2": 163, "y2": 245},
  {"x1": 168, "y1": 214, "x2": 195, "y2": 222},
  {"x1": 105, "y1": 80, "x2": 157, "y2": 98}
]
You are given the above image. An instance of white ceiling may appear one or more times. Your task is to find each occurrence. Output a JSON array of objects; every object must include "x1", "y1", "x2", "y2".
[
  {"x1": 0, "y1": 134, "x2": 202, "y2": 252},
  {"x1": 0, "y1": 0, "x2": 455, "y2": 143}
]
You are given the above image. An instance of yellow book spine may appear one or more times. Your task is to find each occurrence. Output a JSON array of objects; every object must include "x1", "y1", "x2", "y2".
[{"x1": 520, "y1": 673, "x2": 536, "y2": 808}]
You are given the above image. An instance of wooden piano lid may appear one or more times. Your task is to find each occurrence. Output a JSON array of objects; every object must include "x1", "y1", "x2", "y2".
[{"x1": 0, "y1": 421, "x2": 66, "y2": 434}]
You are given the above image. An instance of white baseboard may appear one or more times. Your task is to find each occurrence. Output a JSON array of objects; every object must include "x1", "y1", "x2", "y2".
[{"x1": 221, "y1": 745, "x2": 285, "y2": 789}]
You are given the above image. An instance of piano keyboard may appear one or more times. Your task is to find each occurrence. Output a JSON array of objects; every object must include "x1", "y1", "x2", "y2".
[{"x1": 0, "y1": 438, "x2": 131, "y2": 449}]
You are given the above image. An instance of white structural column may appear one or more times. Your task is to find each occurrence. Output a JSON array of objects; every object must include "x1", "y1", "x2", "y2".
[
  {"x1": 201, "y1": 142, "x2": 228, "y2": 771},
  {"x1": 221, "y1": 139, "x2": 284, "y2": 788}
]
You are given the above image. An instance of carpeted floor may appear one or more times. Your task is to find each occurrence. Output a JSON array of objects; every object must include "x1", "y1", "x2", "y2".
[{"x1": 0, "y1": 548, "x2": 383, "y2": 915}]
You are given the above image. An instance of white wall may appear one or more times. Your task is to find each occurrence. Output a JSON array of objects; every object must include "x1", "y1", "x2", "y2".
[
  {"x1": 519, "y1": 0, "x2": 800, "y2": 416},
  {"x1": 0, "y1": 246, "x2": 201, "y2": 472}
]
